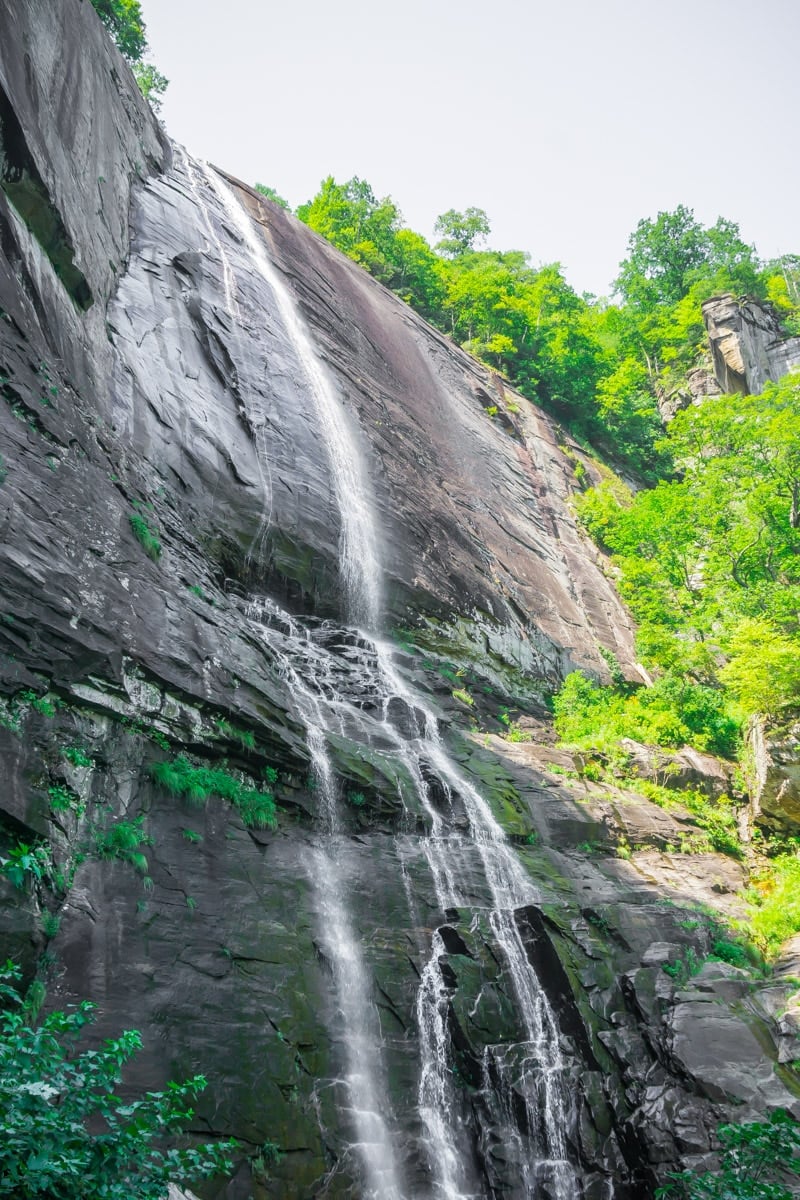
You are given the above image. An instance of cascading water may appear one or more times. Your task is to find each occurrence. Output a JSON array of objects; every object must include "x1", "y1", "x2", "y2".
[
  {"x1": 204, "y1": 168, "x2": 381, "y2": 631},
  {"x1": 201, "y1": 167, "x2": 579, "y2": 1197},
  {"x1": 194, "y1": 168, "x2": 403, "y2": 1195},
  {"x1": 247, "y1": 603, "x2": 405, "y2": 1200}
]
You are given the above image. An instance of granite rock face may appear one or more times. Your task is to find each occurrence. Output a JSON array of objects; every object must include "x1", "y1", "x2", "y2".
[
  {"x1": 702, "y1": 294, "x2": 800, "y2": 396},
  {"x1": 748, "y1": 715, "x2": 800, "y2": 833},
  {"x1": 1, "y1": 4, "x2": 799, "y2": 1199}
]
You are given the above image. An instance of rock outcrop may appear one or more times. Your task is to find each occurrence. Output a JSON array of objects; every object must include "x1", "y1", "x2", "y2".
[
  {"x1": 1, "y1": 4, "x2": 799, "y2": 1199},
  {"x1": 702, "y1": 294, "x2": 800, "y2": 396},
  {"x1": 747, "y1": 714, "x2": 800, "y2": 833}
]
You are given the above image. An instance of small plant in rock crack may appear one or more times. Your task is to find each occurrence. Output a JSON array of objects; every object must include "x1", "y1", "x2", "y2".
[
  {"x1": 90, "y1": 815, "x2": 151, "y2": 874},
  {"x1": 48, "y1": 784, "x2": 84, "y2": 817},
  {"x1": 64, "y1": 745, "x2": 93, "y2": 768},
  {"x1": 214, "y1": 717, "x2": 256, "y2": 750},
  {"x1": 129, "y1": 509, "x2": 161, "y2": 561},
  {"x1": 252, "y1": 1141, "x2": 283, "y2": 1179},
  {"x1": 661, "y1": 948, "x2": 699, "y2": 985},
  {"x1": 40, "y1": 910, "x2": 61, "y2": 938},
  {"x1": 15, "y1": 689, "x2": 59, "y2": 717},
  {"x1": 1, "y1": 842, "x2": 56, "y2": 890},
  {"x1": 151, "y1": 756, "x2": 277, "y2": 829},
  {"x1": 347, "y1": 791, "x2": 366, "y2": 808}
]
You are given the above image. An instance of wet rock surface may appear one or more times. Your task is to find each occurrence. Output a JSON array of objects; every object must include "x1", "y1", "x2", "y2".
[{"x1": 1, "y1": 4, "x2": 799, "y2": 1199}]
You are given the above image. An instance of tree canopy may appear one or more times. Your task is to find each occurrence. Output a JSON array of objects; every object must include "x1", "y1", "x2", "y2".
[{"x1": 89, "y1": 0, "x2": 168, "y2": 109}]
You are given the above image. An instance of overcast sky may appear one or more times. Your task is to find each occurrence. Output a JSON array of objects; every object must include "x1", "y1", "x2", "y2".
[{"x1": 142, "y1": 0, "x2": 799, "y2": 297}]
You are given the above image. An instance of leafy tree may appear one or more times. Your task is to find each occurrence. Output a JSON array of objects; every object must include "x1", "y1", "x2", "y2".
[
  {"x1": 89, "y1": 0, "x2": 168, "y2": 110},
  {"x1": 131, "y1": 62, "x2": 169, "y2": 112},
  {"x1": 297, "y1": 176, "x2": 402, "y2": 283},
  {"x1": 615, "y1": 205, "x2": 711, "y2": 309},
  {"x1": 89, "y1": 0, "x2": 147, "y2": 61},
  {"x1": 434, "y1": 207, "x2": 491, "y2": 257},
  {"x1": 0, "y1": 964, "x2": 238, "y2": 1198},
  {"x1": 656, "y1": 1109, "x2": 800, "y2": 1199},
  {"x1": 254, "y1": 183, "x2": 290, "y2": 211}
]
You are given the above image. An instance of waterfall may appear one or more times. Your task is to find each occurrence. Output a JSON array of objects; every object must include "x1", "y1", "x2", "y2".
[
  {"x1": 246, "y1": 601, "x2": 405, "y2": 1199},
  {"x1": 204, "y1": 168, "x2": 381, "y2": 631},
  {"x1": 208, "y1": 173, "x2": 579, "y2": 1197}
]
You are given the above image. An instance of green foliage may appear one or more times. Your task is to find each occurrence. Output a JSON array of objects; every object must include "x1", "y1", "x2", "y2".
[
  {"x1": 635, "y1": 779, "x2": 742, "y2": 858},
  {"x1": 129, "y1": 511, "x2": 161, "y2": 561},
  {"x1": 48, "y1": 785, "x2": 83, "y2": 816},
  {"x1": 709, "y1": 938, "x2": 751, "y2": 969},
  {"x1": 13, "y1": 690, "x2": 58, "y2": 718},
  {"x1": 661, "y1": 948, "x2": 699, "y2": 984},
  {"x1": 252, "y1": 1139, "x2": 283, "y2": 1179},
  {"x1": 0, "y1": 843, "x2": 55, "y2": 891},
  {"x1": 0, "y1": 963, "x2": 237, "y2": 1198},
  {"x1": 91, "y1": 816, "x2": 150, "y2": 874},
  {"x1": 64, "y1": 746, "x2": 93, "y2": 768},
  {"x1": 89, "y1": 0, "x2": 168, "y2": 110},
  {"x1": 297, "y1": 176, "x2": 404, "y2": 286},
  {"x1": 292, "y1": 181, "x2": 794, "y2": 476},
  {"x1": 347, "y1": 791, "x2": 366, "y2": 808},
  {"x1": 433, "y1": 207, "x2": 491, "y2": 257},
  {"x1": 576, "y1": 375, "x2": 800, "y2": 739},
  {"x1": 254, "y1": 183, "x2": 290, "y2": 210},
  {"x1": 89, "y1": 0, "x2": 147, "y2": 60},
  {"x1": 214, "y1": 718, "x2": 256, "y2": 750},
  {"x1": 615, "y1": 205, "x2": 760, "y2": 310},
  {"x1": 746, "y1": 854, "x2": 800, "y2": 954},
  {"x1": 451, "y1": 687, "x2": 474, "y2": 707},
  {"x1": 504, "y1": 723, "x2": 532, "y2": 743},
  {"x1": 553, "y1": 670, "x2": 737, "y2": 758},
  {"x1": 656, "y1": 1109, "x2": 800, "y2": 1199},
  {"x1": 719, "y1": 619, "x2": 800, "y2": 719},
  {"x1": 131, "y1": 62, "x2": 168, "y2": 111},
  {"x1": 40, "y1": 911, "x2": 61, "y2": 939},
  {"x1": 151, "y1": 756, "x2": 277, "y2": 829}
]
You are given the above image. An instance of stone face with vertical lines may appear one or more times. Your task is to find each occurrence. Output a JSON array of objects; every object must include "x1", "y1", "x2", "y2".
[{"x1": 1, "y1": 5, "x2": 799, "y2": 1200}]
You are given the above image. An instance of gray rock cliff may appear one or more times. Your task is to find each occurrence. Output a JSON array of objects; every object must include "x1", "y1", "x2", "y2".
[
  {"x1": 703, "y1": 293, "x2": 800, "y2": 396},
  {"x1": 1, "y1": 3, "x2": 799, "y2": 1198}
]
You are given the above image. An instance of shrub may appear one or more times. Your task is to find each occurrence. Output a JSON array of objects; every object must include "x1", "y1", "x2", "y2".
[
  {"x1": 553, "y1": 670, "x2": 737, "y2": 758},
  {"x1": 746, "y1": 854, "x2": 800, "y2": 954},
  {"x1": 151, "y1": 756, "x2": 277, "y2": 829},
  {"x1": 656, "y1": 1108, "x2": 800, "y2": 1198},
  {"x1": 0, "y1": 963, "x2": 237, "y2": 1198}
]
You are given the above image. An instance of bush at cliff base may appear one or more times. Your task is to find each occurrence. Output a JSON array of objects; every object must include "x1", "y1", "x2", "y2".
[{"x1": 0, "y1": 964, "x2": 237, "y2": 1199}]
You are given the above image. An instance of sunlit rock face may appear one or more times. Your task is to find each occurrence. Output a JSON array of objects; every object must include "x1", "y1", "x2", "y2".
[
  {"x1": 703, "y1": 293, "x2": 800, "y2": 395},
  {"x1": 2, "y1": 4, "x2": 800, "y2": 1200}
]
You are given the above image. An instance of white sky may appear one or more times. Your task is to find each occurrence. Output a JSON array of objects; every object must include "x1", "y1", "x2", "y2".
[{"x1": 142, "y1": 0, "x2": 799, "y2": 297}]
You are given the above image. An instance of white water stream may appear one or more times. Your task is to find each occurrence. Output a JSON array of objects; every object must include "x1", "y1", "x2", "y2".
[
  {"x1": 192, "y1": 160, "x2": 579, "y2": 1198},
  {"x1": 203, "y1": 168, "x2": 381, "y2": 630}
]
